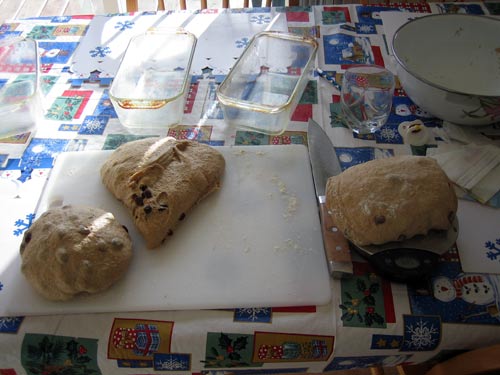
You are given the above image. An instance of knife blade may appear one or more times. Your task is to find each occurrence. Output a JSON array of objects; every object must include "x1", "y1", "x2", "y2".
[{"x1": 307, "y1": 118, "x2": 353, "y2": 277}]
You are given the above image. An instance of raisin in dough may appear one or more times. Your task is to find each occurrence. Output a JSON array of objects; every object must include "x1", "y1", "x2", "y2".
[
  {"x1": 20, "y1": 205, "x2": 133, "y2": 301},
  {"x1": 100, "y1": 137, "x2": 225, "y2": 249},
  {"x1": 325, "y1": 155, "x2": 457, "y2": 246}
]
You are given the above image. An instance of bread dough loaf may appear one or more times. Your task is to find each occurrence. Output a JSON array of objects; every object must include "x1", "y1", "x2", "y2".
[
  {"x1": 20, "y1": 205, "x2": 133, "y2": 301},
  {"x1": 325, "y1": 155, "x2": 457, "y2": 246},
  {"x1": 100, "y1": 137, "x2": 225, "y2": 249}
]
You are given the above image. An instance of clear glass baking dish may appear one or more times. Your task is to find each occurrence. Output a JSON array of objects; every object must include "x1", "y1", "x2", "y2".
[
  {"x1": 0, "y1": 37, "x2": 42, "y2": 138},
  {"x1": 216, "y1": 31, "x2": 318, "y2": 135},
  {"x1": 109, "y1": 28, "x2": 196, "y2": 129}
]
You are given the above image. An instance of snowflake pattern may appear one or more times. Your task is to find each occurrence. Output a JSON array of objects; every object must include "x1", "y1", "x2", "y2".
[
  {"x1": 0, "y1": 316, "x2": 24, "y2": 333},
  {"x1": 89, "y1": 46, "x2": 111, "y2": 58},
  {"x1": 356, "y1": 23, "x2": 376, "y2": 34},
  {"x1": 235, "y1": 37, "x2": 250, "y2": 49},
  {"x1": 51, "y1": 16, "x2": 71, "y2": 23},
  {"x1": 250, "y1": 15, "x2": 271, "y2": 25},
  {"x1": 401, "y1": 315, "x2": 440, "y2": 351},
  {"x1": 13, "y1": 213, "x2": 36, "y2": 236},
  {"x1": 154, "y1": 353, "x2": 190, "y2": 371},
  {"x1": 115, "y1": 20, "x2": 134, "y2": 31},
  {"x1": 485, "y1": 238, "x2": 500, "y2": 261},
  {"x1": 78, "y1": 115, "x2": 108, "y2": 135},
  {"x1": 234, "y1": 307, "x2": 272, "y2": 323},
  {"x1": 375, "y1": 126, "x2": 403, "y2": 144},
  {"x1": 405, "y1": 321, "x2": 438, "y2": 349}
]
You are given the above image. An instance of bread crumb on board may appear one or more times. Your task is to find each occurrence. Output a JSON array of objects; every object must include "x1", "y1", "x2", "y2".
[
  {"x1": 273, "y1": 234, "x2": 313, "y2": 254},
  {"x1": 231, "y1": 149, "x2": 268, "y2": 157},
  {"x1": 270, "y1": 174, "x2": 298, "y2": 219}
]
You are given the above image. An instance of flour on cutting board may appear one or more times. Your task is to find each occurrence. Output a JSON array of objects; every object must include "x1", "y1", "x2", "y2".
[
  {"x1": 274, "y1": 235, "x2": 314, "y2": 255},
  {"x1": 271, "y1": 174, "x2": 299, "y2": 219},
  {"x1": 212, "y1": 147, "x2": 305, "y2": 254},
  {"x1": 2, "y1": 145, "x2": 330, "y2": 316},
  {"x1": 232, "y1": 147, "x2": 300, "y2": 220}
]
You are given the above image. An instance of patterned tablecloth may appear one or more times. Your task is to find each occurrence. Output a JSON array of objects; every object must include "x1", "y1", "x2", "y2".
[{"x1": 1, "y1": 2, "x2": 500, "y2": 374}]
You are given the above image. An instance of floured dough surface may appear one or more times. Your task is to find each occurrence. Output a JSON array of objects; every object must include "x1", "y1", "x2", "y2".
[
  {"x1": 20, "y1": 205, "x2": 133, "y2": 301},
  {"x1": 326, "y1": 155, "x2": 457, "y2": 246},
  {"x1": 100, "y1": 137, "x2": 225, "y2": 249}
]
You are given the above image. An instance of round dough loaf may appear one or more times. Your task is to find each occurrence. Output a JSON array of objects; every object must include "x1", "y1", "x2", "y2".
[
  {"x1": 325, "y1": 155, "x2": 457, "y2": 246},
  {"x1": 20, "y1": 205, "x2": 133, "y2": 301}
]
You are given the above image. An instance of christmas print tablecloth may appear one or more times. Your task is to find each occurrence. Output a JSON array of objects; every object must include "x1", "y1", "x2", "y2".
[{"x1": 1, "y1": 2, "x2": 500, "y2": 374}]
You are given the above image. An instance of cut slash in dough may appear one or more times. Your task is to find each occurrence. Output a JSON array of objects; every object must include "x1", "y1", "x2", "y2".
[{"x1": 100, "y1": 137, "x2": 226, "y2": 249}]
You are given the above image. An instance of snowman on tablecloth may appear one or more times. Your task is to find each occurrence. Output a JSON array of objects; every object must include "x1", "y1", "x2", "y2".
[{"x1": 433, "y1": 273, "x2": 500, "y2": 321}]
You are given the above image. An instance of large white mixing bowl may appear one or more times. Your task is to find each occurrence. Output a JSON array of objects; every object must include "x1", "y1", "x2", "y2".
[{"x1": 392, "y1": 14, "x2": 500, "y2": 126}]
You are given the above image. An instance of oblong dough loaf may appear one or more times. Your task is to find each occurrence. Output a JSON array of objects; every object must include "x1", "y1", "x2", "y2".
[
  {"x1": 325, "y1": 155, "x2": 457, "y2": 246},
  {"x1": 100, "y1": 137, "x2": 225, "y2": 249},
  {"x1": 20, "y1": 205, "x2": 133, "y2": 301}
]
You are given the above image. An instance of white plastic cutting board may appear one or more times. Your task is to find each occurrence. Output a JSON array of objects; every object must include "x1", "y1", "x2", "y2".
[{"x1": 2, "y1": 145, "x2": 331, "y2": 316}]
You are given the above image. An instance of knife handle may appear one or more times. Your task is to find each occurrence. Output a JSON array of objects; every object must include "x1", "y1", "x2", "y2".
[{"x1": 319, "y1": 201, "x2": 353, "y2": 275}]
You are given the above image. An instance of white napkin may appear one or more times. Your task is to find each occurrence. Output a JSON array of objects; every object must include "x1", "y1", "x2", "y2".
[
  {"x1": 429, "y1": 144, "x2": 500, "y2": 204},
  {"x1": 69, "y1": 13, "x2": 196, "y2": 79},
  {"x1": 457, "y1": 199, "x2": 500, "y2": 274}
]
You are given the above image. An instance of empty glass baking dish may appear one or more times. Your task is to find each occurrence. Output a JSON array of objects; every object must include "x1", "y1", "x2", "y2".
[
  {"x1": 216, "y1": 31, "x2": 318, "y2": 135},
  {"x1": 109, "y1": 28, "x2": 196, "y2": 129}
]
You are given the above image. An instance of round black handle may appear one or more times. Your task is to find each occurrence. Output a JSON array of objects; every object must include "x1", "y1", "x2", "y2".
[{"x1": 364, "y1": 248, "x2": 439, "y2": 283}]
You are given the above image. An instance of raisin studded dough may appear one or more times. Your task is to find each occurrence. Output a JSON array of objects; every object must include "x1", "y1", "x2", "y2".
[
  {"x1": 100, "y1": 137, "x2": 225, "y2": 249},
  {"x1": 20, "y1": 205, "x2": 133, "y2": 301},
  {"x1": 325, "y1": 156, "x2": 457, "y2": 246}
]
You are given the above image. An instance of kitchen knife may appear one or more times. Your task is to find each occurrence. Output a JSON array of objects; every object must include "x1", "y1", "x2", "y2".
[{"x1": 307, "y1": 118, "x2": 353, "y2": 277}]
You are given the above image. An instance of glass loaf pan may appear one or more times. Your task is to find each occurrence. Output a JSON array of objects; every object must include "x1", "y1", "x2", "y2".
[
  {"x1": 0, "y1": 37, "x2": 42, "y2": 138},
  {"x1": 216, "y1": 31, "x2": 318, "y2": 135},
  {"x1": 109, "y1": 28, "x2": 197, "y2": 129}
]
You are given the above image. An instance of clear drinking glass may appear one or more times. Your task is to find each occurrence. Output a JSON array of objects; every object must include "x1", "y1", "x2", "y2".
[{"x1": 340, "y1": 65, "x2": 395, "y2": 134}]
